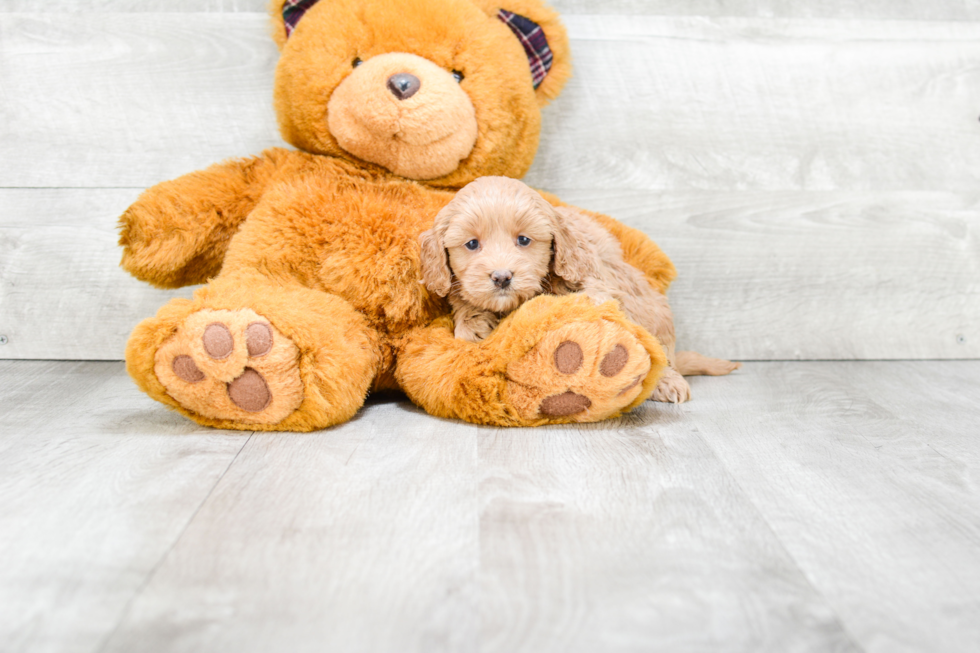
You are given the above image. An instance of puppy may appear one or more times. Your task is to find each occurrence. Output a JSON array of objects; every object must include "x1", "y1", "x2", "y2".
[{"x1": 419, "y1": 176, "x2": 737, "y2": 403}]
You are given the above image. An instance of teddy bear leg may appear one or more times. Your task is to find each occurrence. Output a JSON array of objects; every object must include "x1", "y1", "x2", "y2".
[
  {"x1": 395, "y1": 294, "x2": 669, "y2": 426},
  {"x1": 126, "y1": 274, "x2": 380, "y2": 431}
]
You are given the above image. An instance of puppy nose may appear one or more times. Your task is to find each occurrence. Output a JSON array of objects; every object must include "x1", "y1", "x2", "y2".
[
  {"x1": 387, "y1": 73, "x2": 420, "y2": 100},
  {"x1": 491, "y1": 269, "x2": 513, "y2": 289}
]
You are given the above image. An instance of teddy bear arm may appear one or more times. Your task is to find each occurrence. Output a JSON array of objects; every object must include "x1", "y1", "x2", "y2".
[
  {"x1": 118, "y1": 150, "x2": 289, "y2": 289},
  {"x1": 394, "y1": 315, "x2": 513, "y2": 424}
]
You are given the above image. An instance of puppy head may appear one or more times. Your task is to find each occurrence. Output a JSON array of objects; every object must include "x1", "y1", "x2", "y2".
[{"x1": 420, "y1": 176, "x2": 557, "y2": 313}]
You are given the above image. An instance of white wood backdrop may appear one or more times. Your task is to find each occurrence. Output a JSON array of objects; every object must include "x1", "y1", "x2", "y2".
[{"x1": 1, "y1": 3, "x2": 978, "y2": 360}]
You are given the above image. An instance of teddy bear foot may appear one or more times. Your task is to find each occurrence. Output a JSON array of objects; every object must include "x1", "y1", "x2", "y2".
[
  {"x1": 153, "y1": 308, "x2": 304, "y2": 426},
  {"x1": 505, "y1": 319, "x2": 654, "y2": 422}
]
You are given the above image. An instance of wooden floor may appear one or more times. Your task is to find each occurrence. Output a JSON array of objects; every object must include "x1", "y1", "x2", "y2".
[{"x1": 1, "y1": 360, "x2": 978, "y2": 652}]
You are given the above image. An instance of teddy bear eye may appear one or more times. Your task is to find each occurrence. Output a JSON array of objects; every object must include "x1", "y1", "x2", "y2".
[
  {"x1": 353, "y1": 58, "x2": 363, "y2": 68},
  {"x1": 464, "y1": 239, "x2": 479, "y2": 251},
  {"x1": 517, "y1": 235, "x2": 531, "y2": 247},
  {"x1": 452, "y1": 70, "x2": 464, "y2": 83}
]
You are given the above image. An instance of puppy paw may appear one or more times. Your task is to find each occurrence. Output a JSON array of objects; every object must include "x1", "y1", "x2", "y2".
[
  {"x1": 454, "y1": 312, "x2": 499, "y2": 342},
  {"x1": 650, "y1": 366, "x2": 691, "y2": 404},
  {"x1": 583, "y1": 289, "x2": 616, "y2": 307},
  {"x1": 154, "y1": 308, "x2": 304, "y2": 425}
]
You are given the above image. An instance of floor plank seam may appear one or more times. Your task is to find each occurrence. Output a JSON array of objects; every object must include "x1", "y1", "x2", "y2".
[
  {"x1": 92, "y1": 431, "x2": 256, "y2": 653},
  {"x1": 692, "y1": 428, "x2": 870, "y2": 653}
]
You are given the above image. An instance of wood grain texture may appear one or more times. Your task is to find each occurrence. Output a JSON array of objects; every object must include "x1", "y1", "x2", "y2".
[
  {"x1": 0, "y1": 360, "x2": 246, "y2": 653},
  {"x1": 526, "y1": 16, "x2": 980, "y2": 192},
  {"x1": 100, "y1": 400, "x2": 480, "y2": 653},
  {"x1": 5, "y1": 360, "x2": 979, "y2": 651},
  {"x1": 0, "y1": 189, "x2": 196, "y2": 360},
  {"x1": 551, "y1": 0, "x2": 980, "y2": 20},
  {"x1": 2, "y1": 14, "x2": 980, "y2": 191},
  {"x1": 558, "y1": 189, "x2": 980, "y2": 361},
  {"x1": 0, "y1": 1, "x2": 268, "y2": 11},
  {"x1": 0, "y1": 14, "x2": 286, "y2": 189},
  {"x1": 478, "y1": 418, "x2": 860, "y2": 652},
  {"x1": 4, "y1": 0, "x2": 979, "y2": 20},
  {"x1": 686, "y1": 360, "x2": 980, "y2": 653}
]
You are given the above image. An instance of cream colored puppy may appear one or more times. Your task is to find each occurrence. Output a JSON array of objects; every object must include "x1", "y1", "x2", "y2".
[{"x1": 420, "y1": 176, "x2": 737, "y2": 403}]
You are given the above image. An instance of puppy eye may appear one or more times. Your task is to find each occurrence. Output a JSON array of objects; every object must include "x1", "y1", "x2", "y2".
[
  {"x1": 517, "y1": 235, "x2": 531, "y2": 247},
  {"x1": 353, "y1": 58, "x2": 364, "y2": 68},
  {"x1": 464, "y1": 239, "x2": 480, "y2": 251},
  {"x1": 452, "y1": 70, "x2": 464, "y2": 83}
]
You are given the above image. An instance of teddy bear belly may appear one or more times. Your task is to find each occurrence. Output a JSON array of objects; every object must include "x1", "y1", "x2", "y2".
[{"x1": 226, "y1": 175, "x2": 452, "y2": 335}]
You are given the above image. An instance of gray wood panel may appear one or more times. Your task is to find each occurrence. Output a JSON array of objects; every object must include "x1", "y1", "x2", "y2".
[
  {"x1": 101, "y1": 401, "x2": 481, "y2": 653},
  {"x1": 552, "y1": 0, "x2": 980, "y2": 20},
  {"x1": 559, "y1": 189, "x2": 980, "y2": 361},
  {"x1": 2, "y1": 189, "x2": 975, "y2": 361},
  {"x1": 0, "y1": 360, "x2": 247, "y2": 653},
  {"x1": 688, "y1": 360, "x2": 980, "y2": 653},
  {"x1": 100, "y1": 373, "x2": 861, "y2": 653},
  {"x1": 5, "y1": 360, "x2": 979, "y2": 651},
  {"x1": 0, "y1": 14, "x2": 286, "y2": 189},
  {"x1": 527, "y1": 16, "x2": 980, "y2": 193},
  {"x1": 0, "y1": 189, "x2": 196, "y2": 360},
  {"x1": 0, "y1": 2, "x2": 268, "y2": 11},
  {"x1": 2, "y1": 14, "x2": 980, "y2": 191},
  {"x1": 477, "y1": 419, "x2": 860, "y2": 652},
  {"x1": 4, "y1": 1, "x2": 979, "y2": 20}
]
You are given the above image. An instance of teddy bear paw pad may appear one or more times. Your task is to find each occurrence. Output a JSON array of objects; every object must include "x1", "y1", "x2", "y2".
[
  {"x1": 154, "y1": 309, "x2": 303, "y2": 425},
  {"x1": 505, "y1": 320, "x2": 652, "y2": 422}
]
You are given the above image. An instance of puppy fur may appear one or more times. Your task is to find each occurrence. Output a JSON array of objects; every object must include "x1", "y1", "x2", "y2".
[{"x1": 420, "y1": 176, "x2": 704, "y2": 403}]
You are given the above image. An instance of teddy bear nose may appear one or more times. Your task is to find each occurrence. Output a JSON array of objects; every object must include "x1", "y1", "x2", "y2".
[
  {"x1": 491, "y1": 269, "x2": 513, "y2": 289},
  {"x1": 387, "y1": 73, "x2": 421, "y2": 100}
]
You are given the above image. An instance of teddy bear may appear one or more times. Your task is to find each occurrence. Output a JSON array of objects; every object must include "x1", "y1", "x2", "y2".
[{"x1": 118, "y1": 0, "x2": 681, "y2": 431}]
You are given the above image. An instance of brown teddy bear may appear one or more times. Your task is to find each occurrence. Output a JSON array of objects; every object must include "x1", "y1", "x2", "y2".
[{"x1": 118, "y1": 0, "x2": 685, "y2": 431}]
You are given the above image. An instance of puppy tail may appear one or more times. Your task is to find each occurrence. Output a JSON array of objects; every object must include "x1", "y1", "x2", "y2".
[{"x1": 675, "y1": 351, "x2": 741, "y2": 377}]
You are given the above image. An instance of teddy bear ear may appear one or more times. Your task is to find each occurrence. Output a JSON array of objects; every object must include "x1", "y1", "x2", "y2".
[
  {"x1": 471, "y1": 0, "x2": 572, "y2": 105},
  {"x1": 268, "y1": 0, "x2": 321, "y2": 51}
]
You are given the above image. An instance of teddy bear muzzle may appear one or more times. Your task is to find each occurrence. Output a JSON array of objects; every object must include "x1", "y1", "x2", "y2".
[{"x1": 327, "y1": 52, "x2": 478, "y2": 180}]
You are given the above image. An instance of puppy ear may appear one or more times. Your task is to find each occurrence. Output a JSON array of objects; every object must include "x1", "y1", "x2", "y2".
[
  {"x1": 419, "y1": 210, "x2": 453, "y2": 297},
  {"x1": 550, "y1": 206, "x2": 597, "y2": 284}
]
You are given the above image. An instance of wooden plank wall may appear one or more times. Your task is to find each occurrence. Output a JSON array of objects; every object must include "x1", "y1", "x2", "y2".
[{"x1": 1, "y1": 2, "x2": 978, "y2": 360}]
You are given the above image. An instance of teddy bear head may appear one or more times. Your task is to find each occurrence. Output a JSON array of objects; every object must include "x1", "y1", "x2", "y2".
[{"x1": 268, "y1": 0, "x2": 571, "y2": 187}]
